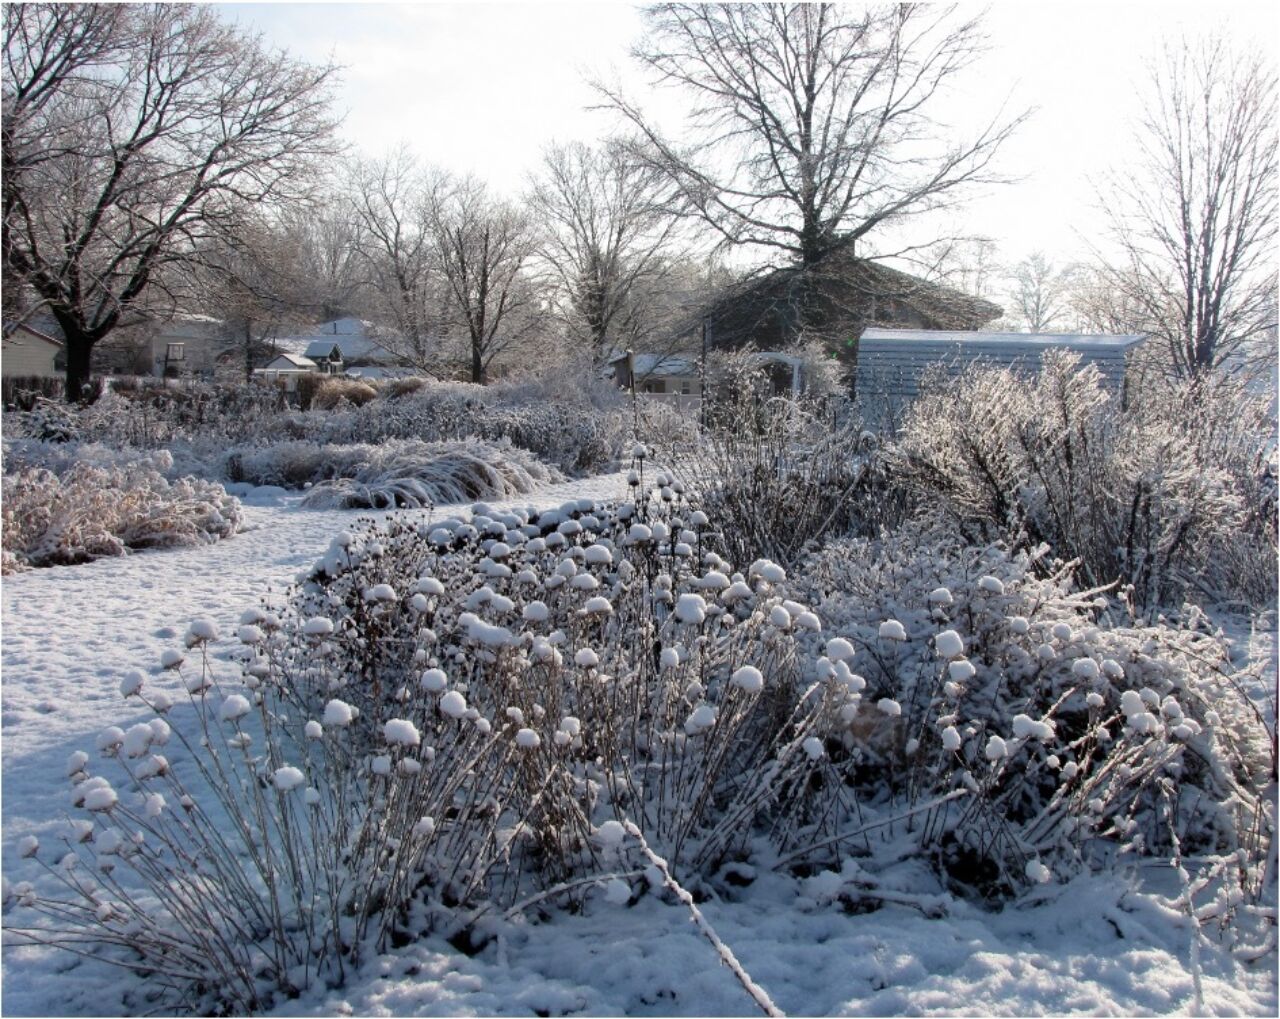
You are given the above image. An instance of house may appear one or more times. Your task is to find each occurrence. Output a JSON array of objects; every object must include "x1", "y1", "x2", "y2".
[
  {"x1": 254, "y1": 352, "x2": 319, "y2": 392},
  {"x1": 1, "y1": 322, "x2": 64, "y2": 378},
  {"x1": 276, "y1": 318, "x2": 401, "y2": 369},
  {"x1": 856, "y1": 328, "x2": 1148, "y2": 418},
  {"x1": 608, "y1": 352, "x2": 703, "y2": 410},
  {"x1": 303, "y1": 341, "x2": 344, "y2": 375},
  {"x1": 608, "y1": 349, "x2": 809, "y2": 410},
  {"x1": 146, "y1": 315, "x2": 225, "y2": 377}
]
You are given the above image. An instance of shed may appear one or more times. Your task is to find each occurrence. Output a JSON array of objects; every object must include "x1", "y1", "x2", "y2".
[{"x1": 856, "y1": 329, "x2": 1147, "y2": 409}]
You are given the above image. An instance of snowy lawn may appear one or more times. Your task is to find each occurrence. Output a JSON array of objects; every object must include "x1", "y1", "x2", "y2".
[{"x1": 2, "y1": 472, "x2": 1275, "y2": 1017}]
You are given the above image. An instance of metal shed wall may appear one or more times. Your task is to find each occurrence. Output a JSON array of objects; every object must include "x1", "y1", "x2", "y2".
[{"x1": 855, "y1": 331, "x2": 1144, "y2": 406}]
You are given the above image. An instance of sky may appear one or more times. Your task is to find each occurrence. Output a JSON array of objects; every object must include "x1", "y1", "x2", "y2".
[{"x1": 215, "y1": 0, "x2": 1279, "y2": 273}]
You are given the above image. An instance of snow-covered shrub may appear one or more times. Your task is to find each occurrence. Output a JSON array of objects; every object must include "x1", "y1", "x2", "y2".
[
  {"x1": 3, "y1": 489, "x2": 855, "y2": 1010},
  {"x1": 662, "y1": 394, "x2": 890, "y2": 567},
  {"x1": 6, "y1": 395, "x2": 81, "y2": 442},
  {"x1": 2, "y1": 461, "x2": 243, "y2": 573},
  {"x1": 309, "y1": 377, "x2": 379, "y2": 410},
  {"x1": 891, "y1": 352, "x2": 1277, "y2": 611},
  {"x1": 2, "y1": 437, "x2": 176, "y2": 477},
  {"x1": 74, "y1": 382, "x2": 289, "y2": 448},
  {"x1": 793, "y1": 519, "x2": 1275, "y2": 900},
  {"x1": 267, "y1": 485, "x2": 843, "y2": 886}
]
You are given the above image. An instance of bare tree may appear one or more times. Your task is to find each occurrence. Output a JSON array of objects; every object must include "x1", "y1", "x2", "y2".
[
  {"x1": 596, "y1": 3, "x2": 1025, "y2": 271},
  {"x1": 343, "y1": 148, "x2": 451, "y2": 374},
  {"x1": 281, "y1": 204, "x2": 367, "y2": 324},
  {"x1": 184, "y1": 215, "x2": 310, "y2": 384},
  {"x1": 917, "y1": 235, "x2": 1001, "y2": 301},
  {"x1": 1004, "y1": 252, "x2": 1078, "y2": 332},
  {"x1": 432, "y1": 177, "x2": 540, "y2": 384},
  {"x1": 2, "y1": 3, "x2": 339, "y2": 398},
  {"x1": 529, "y1": 139, "x2": 684, "y2": 365},
  {"x1": 1095, "y1": 36, "x2": 1276, "y2": 378}
]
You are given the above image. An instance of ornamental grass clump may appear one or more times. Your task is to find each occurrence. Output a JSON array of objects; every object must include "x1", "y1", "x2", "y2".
[
  {"x1": 662, "y1": 390, "x2": 888, "y2": 569},
  {"x1": 222, "y1": 437, "x2": 559, "y2": 506}
]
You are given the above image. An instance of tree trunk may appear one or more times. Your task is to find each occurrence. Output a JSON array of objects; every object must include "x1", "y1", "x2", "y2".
[
  {"x1": 470, "y1": 341, "x2": 485, "y2": 385},
  {"x1": 61, "y1": 325, "x2": 95, "y2": 403},
  {"x1": 244, "y1": 320, "x2": 255, "y2": 386}
]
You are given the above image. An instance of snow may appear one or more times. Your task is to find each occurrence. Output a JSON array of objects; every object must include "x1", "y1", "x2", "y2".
[
  {"x1": 219, "y1": 694, "x2": 252, "y2": 721},
  {"x1": 935, "y1": 629, "x2": 965, "y2": 658},
  {"x1": 595, "y1": 820, "x2": 627, "y2": 849},
  {"x1": 322, "y1": 699, "x2": 355, "y2": 727},
  {"x1": 674, "y1": 592, "x2": 707, "y2": 625},
  {"x1": 515, "y1": 728, "x2": 541, "y2": 749},
  {"x1": 685, "y1": 704, "x2": 717, "y2": 733},
  {"x1": 2, "y1": 473, "x2": 1275, "y2": 1018},
  {"x1": 273, "y1": 766, "x2": 306, "y2": 791},
  {"x1": 439, "y1": 690, "x2": 468, "y2": 718},
  {"x1": 878, "y1": 619, "x2": 908, "y2": 640},
  {"x1": 731, "y1": 665, "x2": 765, "y2": 694},
  {"x1": 383, "y1": 718, "x2": 421, "y2": 747}
]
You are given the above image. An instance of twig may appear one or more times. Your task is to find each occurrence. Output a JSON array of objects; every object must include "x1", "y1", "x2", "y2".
[
  {"x1": 773, "y1": 789, "x2": 971, "y2": 869},
  {"x1": 624, "y1": 822, "x2": 785, "y2": 1018}
]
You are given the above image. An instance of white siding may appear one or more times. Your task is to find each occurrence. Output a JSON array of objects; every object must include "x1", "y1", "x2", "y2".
[{"x1": 2, "y1": 333, "x2": 61, "y2": 378}]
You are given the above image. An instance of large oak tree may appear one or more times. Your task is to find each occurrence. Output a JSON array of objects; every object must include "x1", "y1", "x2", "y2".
[
  {"x1": 2, "y1": 3, "x2": 338, "y2": 398},
  {"x1": 597, "y1": 3, "x2": 1023, "y2": 270}
]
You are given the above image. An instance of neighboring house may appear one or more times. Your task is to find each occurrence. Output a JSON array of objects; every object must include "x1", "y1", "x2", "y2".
[
  {"x1": 608, "y1": 352, "x2": 703, "y2": 411},
  {"x1": 856, "y1": 328, "x2": 1148, "y2": 419},
  {"x1": 276, "y1": 318, "x2": 402, "y2": 369},
  {"x1": 1, "y1": 321, "x2": 64, "y2": 378},
  {"x1": 303, "y1": 341, "x2": 345, "y2": 375},
  {"x1": 147, "y1": 315, "x2": 226, "y2": 377},
  {"x1": 254, "y1": 352, "x2": 319, "y2": 392},
  {"x1": 608, "y1": 350, "x2": 808, "y2": 410}
]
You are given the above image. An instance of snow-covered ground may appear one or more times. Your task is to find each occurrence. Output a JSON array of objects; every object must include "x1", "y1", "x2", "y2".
[{"x1": 2, "y1": 474, "x2": 1276, "y2": 1017}]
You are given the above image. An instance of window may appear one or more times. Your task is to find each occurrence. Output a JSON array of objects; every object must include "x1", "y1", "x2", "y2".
[
  {"x1": 165, "y1": 342, "x2": 185, "y2": 362},
  {"x1": 642, "y1": 379, "x2": 665, "y2": 394},
  {"x1": 680, "y1": 380, "x2": 692, "y2": 396}
]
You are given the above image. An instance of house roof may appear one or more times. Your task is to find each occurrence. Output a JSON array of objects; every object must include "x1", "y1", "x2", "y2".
[
  {"x1": 861, "y1": 328, "x2": 1146, "y2": 349},
  {"x1": 304, "y1": 341, "x2": 344, "y2": 359},
  {"x1": 609, "y1": 352, "x2": 699, "y2": 378},
  {"x1": 277, "y1": 318, "x2": 398, "y2": 364},
  {"x1": 2, "y1": 321, "x2": 63, "y2": 349},
  {"x1": 697, "y1": 246, "x2": 1003, "y2": 354},
  {"x1": 269, "y1": 352, "x2": 317, "y2": 370}
]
